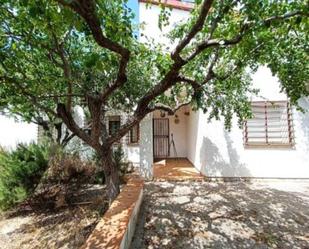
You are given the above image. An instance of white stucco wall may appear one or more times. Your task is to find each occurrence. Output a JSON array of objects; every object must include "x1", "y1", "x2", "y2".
[
  {"x1": 251, "y1": 66, "x2": 288, "y2": 101},
  {"x1": 187, "y1": 67, "x2": 309, "y2": 178},
  {"x1": 139, "y1": 113, "x2": 153, "y2": 179},
  {"x1": 138, "y1": 2, "x2": 309, "y2": 178},
  {"x1": 0, "y1": 115, "x2": 37, "y2": 149},
  {"x1": 126, "y1": 145, "x2": 140, "y2": 165},
  {"x1": 139, "y1": 2, "x2": 190, "y2": 48}
]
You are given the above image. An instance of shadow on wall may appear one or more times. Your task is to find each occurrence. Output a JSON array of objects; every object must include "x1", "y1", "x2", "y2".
[
  {"x1": 199, "y1": 130, "x2": 251, "y2": 177},
  {"x1": 298, "y1": 98, "x2": 309, "y2": 148},
  {"x1": 139, "y1": 116, "x2": 153, "y2": 179},
  {"x1": 139, "y1": 136, "x2": 153, "y2": 179}
]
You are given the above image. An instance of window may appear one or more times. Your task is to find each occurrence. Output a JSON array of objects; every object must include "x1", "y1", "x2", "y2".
[
  {"x1": 109, "y1": 116, "x2": 121, "y2": 135},
  {"x1": 129, "y1": 124, "x2": 139, "y2": 144},
  {"x1": 243, "y1": 101, "x2": 293, "y2": 147}
]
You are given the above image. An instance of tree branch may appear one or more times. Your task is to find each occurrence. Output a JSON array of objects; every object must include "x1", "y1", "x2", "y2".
[
  {"x1": 206, "y1": 0, "x2": 239, "y2": 40},
  {"x1": 177, "y1": 76, "x2": 201, "y2": 90},
  {"x1": 87, "y1": 96, "x2": 102, "y2": 145},
  {"x1": 56, "y1": 103, "x2": 97, "y2": 148},
  {"x1": 177, "y1": 48, "x2": 219, "y2": 90},
  {"x1": 264, "y1": 10, "x2": 308, "y2": 24},
  {"x1": 48, "y1": 24, "x2": 74, "y2": 112},
  {"x1": 171, "y1": 0, "x2": 214, "y2": 63},
  {"x1": 58, "y1": 45, "x2": 73, "y2": 111},
  {"x1": 56, "y1": 0, "x2": 130, "y2": 102},
  {"x1": 36, "y1": 94, "x2": 83, "y2": 99},
  {"x1": 186, "y1": 24, "x2": 248, "y2": 62},
  {"x1": 149, "y1": 102, "x2": 191, "y2": 115},
  {"x1": 186, "y1": 10, "x2": 306, "y2": 63},
  {"x1": 0, "y1": 75, "x2": 58, "y2": 117}
]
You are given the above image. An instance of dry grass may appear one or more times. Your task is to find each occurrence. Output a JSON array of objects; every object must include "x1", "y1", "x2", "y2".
[{"x1": 0, "y1": 184, "x2": 108, "y2": 249}]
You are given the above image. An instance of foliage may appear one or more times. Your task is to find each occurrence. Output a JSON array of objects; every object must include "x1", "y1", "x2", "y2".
[
  {"x1": 0, "y1": 143, "x2": 49, "y2": 210},
  {"x1": 113, "y1": 145, "x2": 125, "y2": 169},
  {"x1": 92, "y1": 145, "x2": 133, "y2": 183},
  {"x1": 45, "y1": 145, "x2": 97, "y2": 184},
  {"x1": 113, "y1": 145, "x2": 133, "y2": 176},
  {"x1": 0, "y1": 1, "x2": 307, "y2": 129},
  {"x1": 0, "y1": 0, "x2": 308, "y2": 199}
]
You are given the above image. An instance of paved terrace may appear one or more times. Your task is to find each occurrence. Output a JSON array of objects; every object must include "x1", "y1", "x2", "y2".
[
  {"x1": 130, "y1": 159, "x2": 309, "y2": 248},
  {"x1": 130, "y1": 180, "x2": 309, "y2": 249},
  {"x1": 153, "y1": 158, "x2": 204, "y2": 181}
]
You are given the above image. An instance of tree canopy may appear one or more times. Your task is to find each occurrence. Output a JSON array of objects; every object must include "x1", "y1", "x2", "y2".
[{"x1": 0, "y1": 0, "x2": 308, "y2": 200}]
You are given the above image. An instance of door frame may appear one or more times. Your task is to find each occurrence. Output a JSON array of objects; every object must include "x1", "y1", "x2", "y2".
[{"x1": 153, "y1": 118, "x2": 170, "y2": 159}]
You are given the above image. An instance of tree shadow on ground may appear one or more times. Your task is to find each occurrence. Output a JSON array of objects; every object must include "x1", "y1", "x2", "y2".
[
  {"x1": 131, "y1": 181, "x2": 309, "y2": 249},
  {"x1": 0, "y1": 184, "x2": 107, "y2": 249}
]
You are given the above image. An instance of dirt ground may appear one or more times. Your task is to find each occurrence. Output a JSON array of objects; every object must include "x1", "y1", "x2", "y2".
[
  {"x1": 131, "y1": 180, "x2": 309, "y2": 249},
  {"x1": 0, "y1": 184, "x2": 108, "y2": 249}
]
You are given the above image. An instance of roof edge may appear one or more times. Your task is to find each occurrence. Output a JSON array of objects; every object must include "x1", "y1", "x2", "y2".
[{"x1": 139, "y1": 0, "x2": 194, "y2": 11}]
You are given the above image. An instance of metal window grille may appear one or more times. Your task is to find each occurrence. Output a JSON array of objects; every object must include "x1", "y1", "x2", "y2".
[{"x1": 243, "y1": 101, "x2": 294, "y2": 147}]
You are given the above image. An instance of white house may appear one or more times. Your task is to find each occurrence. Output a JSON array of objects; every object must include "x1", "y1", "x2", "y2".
[
  {"x1": 0, "y1": 115, "x2": 37, "y2": 150},
  {"x1": 1, "y1": 0, "x2": 308, "y2": 179},
  {"x1": 133, "y1": 0, "x2": 309, "y2": 179}
]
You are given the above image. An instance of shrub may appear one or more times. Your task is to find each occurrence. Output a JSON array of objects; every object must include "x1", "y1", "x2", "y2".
[
  {"x1": 91, "y1": 145, "x2": 133, "y2": 184},
  {"x1": 0, "y1": 143, "x2": 49, "y2": 210},
  {"x1": 46, "y1": 150, "x2": 97, "y2": 184},
  {"x1": 113, "y1": 145, "x2": 134, "y2": 176},
  {"x1": 113, "y1": 145, "x2": 125, "y2": 171}
]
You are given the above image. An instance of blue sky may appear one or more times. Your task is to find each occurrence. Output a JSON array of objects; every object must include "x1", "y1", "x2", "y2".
[{"x1": 127, "y1": 0, "x2": 139, "y2": 25}]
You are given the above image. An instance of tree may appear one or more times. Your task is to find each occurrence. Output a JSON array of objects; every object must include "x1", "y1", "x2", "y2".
[
  {"x1": 0, "y1": 102, "x2": 76, "y2": 147},
  {"x1": 0, "y1": 0, "x2": 308, "y2": 202}
]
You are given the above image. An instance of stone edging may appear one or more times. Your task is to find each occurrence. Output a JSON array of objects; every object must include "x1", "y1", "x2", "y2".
[{"x1": 81, "y1": 176, "x2": 144, "y2": 249}]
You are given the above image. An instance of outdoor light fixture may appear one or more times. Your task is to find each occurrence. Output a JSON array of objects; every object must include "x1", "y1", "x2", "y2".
[{"x1": 174, "y1": 114, "x2": 180, "y2": 124}]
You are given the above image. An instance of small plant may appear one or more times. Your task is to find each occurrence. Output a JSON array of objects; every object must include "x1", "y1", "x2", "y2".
[
  {"x1": 91, "y1": 145, "x2": 134, "y2": 184},
  {"x1": 0, "y1": 143, "x2": 49, "y2": 210},
  {"x1": 113, "y1": 145, "x2": 125, "y2": 170},
  {"x1": 252, "y1": 231, "x2": 279, "y2": 247},
  {"x1": 113, "y1": 145, "x2": 134, "y2": 176},
  {"x1": 46, "y1": 148, "x2": 96, "y2": 184}
]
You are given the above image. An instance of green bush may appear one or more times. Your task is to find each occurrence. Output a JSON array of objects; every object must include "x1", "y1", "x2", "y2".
[
  {"x1": 113, "y1": 145, "x2": 134, "y2": 176},
  {"x1": 91, "y1": 146, "x2": 127, "y2": 184},
  {"x1": 0, "y1": 143, "x2": 49, "y2": 210},
  {"x1": 113, "y1": 145, "x2": 125, "y2": 171}
]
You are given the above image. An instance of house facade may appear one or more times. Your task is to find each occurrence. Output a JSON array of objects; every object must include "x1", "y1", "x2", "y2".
[
  {"x1": 131, "y1": 0, "x2": 309, "y2": 179},
  {"x1": 1, "y1": 0, "x2": 308, "y2": 178}
]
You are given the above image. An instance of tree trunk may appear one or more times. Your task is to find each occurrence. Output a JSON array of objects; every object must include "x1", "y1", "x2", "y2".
[{"x1": 101, "y1": 148, "x2": 120, "y2": 204}]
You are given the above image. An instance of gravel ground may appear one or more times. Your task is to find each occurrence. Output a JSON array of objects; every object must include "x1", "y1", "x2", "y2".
[
  {"x1": 0, "y1": 184, "x2": 108, "y2": 249},
  {"x1": 130, "y1": 180, "x2": 309, "y2": 249}
]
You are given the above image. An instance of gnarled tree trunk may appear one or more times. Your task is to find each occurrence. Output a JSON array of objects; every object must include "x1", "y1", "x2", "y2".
[{"x1": 100, "y1": 148, "x2": 120, "y2": 204}]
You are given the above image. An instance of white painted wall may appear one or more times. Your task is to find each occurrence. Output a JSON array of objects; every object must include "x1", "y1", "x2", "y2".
[
  {"x1": 126, "y1": 145, "x2": 140, "y2": 166},
  {"x1": 187, "y1": 67, "x2": 309, "y2": 178},
  {"x1": 139, "y1": 113, "x2": 153, "y2": 179},
  {"x1": 0, "y1": 115, "x2": 37, "y2": 149},
  {"x1": 250, "y1": 67, "x2": 288, "y2": 101},
  {"x1": 138, "y1": 2, "x2": 309, "y2": 178},
  {"x1": 139, "y1": 2, "x2": 190, "y2": 49}
]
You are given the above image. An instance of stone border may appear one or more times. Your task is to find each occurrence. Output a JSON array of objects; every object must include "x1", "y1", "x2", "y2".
[
  {"x1": 202, "y1": 177, "x2": 309, "y2": 183},
  {"x1": 81, "y1": 176, "x2": 144, "y2": 249}
]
